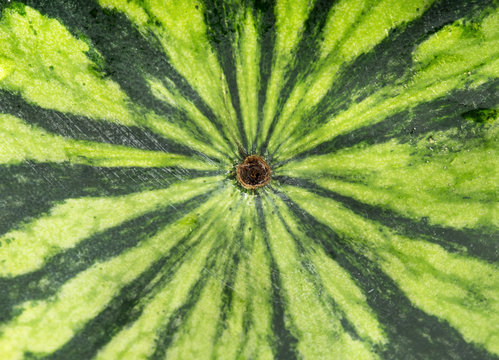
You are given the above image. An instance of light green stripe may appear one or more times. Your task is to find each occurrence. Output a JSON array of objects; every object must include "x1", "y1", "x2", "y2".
[
  {"x1": 332, "y1": 0, "x2": 433, "y2": 60},
  {"x1": 147, "y1": 76, "x2": 233, "y2": 156},
  {"x1": 279, "y1": 127, "x2": 499, "y2": 229},
  {"x1": 0, "y1": 114, "x2": 216, "y2": 170},
  {"x1": 266, "y1": 0, "x2": 434, "y2": 154},
  {"x1": 268, "y1": 192, "x2": 387, "y2": 347},
  {"x1": 0, "y1": 188, "x2": 231, "y2": 360},
  {"x1": 319, "y1": 0, "x2": 378, "y2": 60},
  {"x1": 235, "y1": 7, "x2": 261, "y2": 151},
  {"x1": 0, "y1": 176, "x2": 221, "y2": 277},
  {"x1": 212, "y1": 200, "x2": 274, "y2": 360},
  {"x1": 278, "y1": 140, "x2": 410, "y2": 175},
  {"x1": 140, "y1": 111, "x2": 230, "y2": 163},
  {"x1": 261, "y1": 195, "x2": 376, "y2": 359},
  {"x1": 257, "y1": 0, "x2": 315, "y2": 148},
  {"x1": 284, "y1": 185, "x2": 499, "y2": 355},
  {"x1": 0, "y1": 5, "x2": 135, "y2": 126},
  {"x1": 99, "y1": 0, "x2": 241, "y2": 152},
  {"x1": 0, "y1": 5, "x2": 226, "y2": 161},
  {"x1": 165, "y1": 204, "x2": 244, "y2": 359},
  {"x1": 276, "y1": 8, "x2": 499, "y2": 160},
  {"x1": 95, "y1": 189, "x2": 240, "y2": 360}
]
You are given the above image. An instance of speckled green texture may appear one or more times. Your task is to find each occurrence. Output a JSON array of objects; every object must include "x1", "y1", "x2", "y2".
[{"x1": 0, "y1": 1, "x2": 497, "y2": 359}]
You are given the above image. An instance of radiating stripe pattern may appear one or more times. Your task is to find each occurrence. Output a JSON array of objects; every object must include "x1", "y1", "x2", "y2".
[{"x1": 0, "y1": 0, "x2": 498, "y2": 359}]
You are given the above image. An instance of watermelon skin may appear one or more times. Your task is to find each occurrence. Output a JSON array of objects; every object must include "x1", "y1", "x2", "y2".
[{"x1": 0, "y1": 0, "x2": 498, "y2": 359}]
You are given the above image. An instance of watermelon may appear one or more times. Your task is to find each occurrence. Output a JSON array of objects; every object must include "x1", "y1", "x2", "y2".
[{"x1": 0, "y1": 0, "x2": 498, "y2": 359}]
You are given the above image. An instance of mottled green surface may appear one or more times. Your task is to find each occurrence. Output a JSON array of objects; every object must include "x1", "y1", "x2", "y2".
[{"x1": 0, "y1": 1, "x2": 498, "y2": 359}]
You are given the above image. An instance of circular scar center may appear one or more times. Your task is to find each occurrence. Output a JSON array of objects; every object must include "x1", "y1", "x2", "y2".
[{"x1": 236, "y1": 155, "x2": 272, "y2": 189}]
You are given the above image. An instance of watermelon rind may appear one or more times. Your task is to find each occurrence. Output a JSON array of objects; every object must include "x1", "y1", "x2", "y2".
[{"x1": 0, "y1": 1, "x2": 498, "y2": 359}]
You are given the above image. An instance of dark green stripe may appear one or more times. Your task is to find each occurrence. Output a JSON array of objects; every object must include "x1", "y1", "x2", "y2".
[
  {"x1": 204, "y1": 0, "x2": 247, "y2": 152},
  {"x1": 283, "y1": 0, "x2": 495, "y2": 143},
  {"x1": 211, "y1": 224, "x2": 243, "y2": 350},
  {"x1": 330, "y1": 0, "x2": 495, "y2": 106},
  {"x1": 255, "y1": 196, "x2": 299, "y2": 360},
  {"x1": 151, "y1": 229, "x2": 239, "y2": 359},
  {"x1": 254, "y1": 0, "x2": 276, "y2": 154},
  {"x1": 267, "y1": 191, "x2": 365, "y2": 345},
  {"x1": 22, "y1": 0, "x2": 232, "y2": 154},
  {"x1": 0, "y1": 162, "x2": 218, "y2": 236},
  {"x1": 0, "y1": 90, "x2": 198, "y2": 157},
  {"x1": 37, "y1": 233, "x2": 205, "y2": 360},
  {"x1": 235, "y1": 229, "x2": 257, "y2": 359},
  {"x1": 139, "y1": 233, "x2": 217, "y2": 360},
  {"x1": 0, "y1": 192, "x2": 211, "y2": 324},
  {"x1": 259, "y1": 0, "x2": 338, "y2": 154},
  {"x1": 278, "y1": 80, "x2": 498, "y2": 165},
  {"x1": 150, "y1": 270, "x2": 206, "y2": 360},
  {"x1": 274, "y1": 176, "x2": 499, "y2": 263},
  {"x1": 276, "y1": 190, "x2": 497, "y2": 360}
]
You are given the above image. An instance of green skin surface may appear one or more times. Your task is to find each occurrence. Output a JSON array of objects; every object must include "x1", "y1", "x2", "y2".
[{"x1": 0, "y1": 0, "x2": 498, "y2": 359}]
